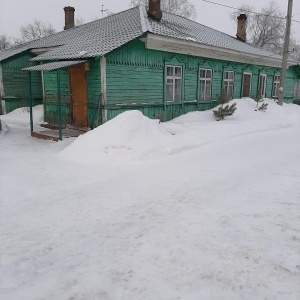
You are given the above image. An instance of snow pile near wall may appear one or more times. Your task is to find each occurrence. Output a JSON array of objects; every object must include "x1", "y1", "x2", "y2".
[
  {"x1": 59, "y1": 98, "x2": 300, "y2": 163},
  {"x1": 0, "y1": 105, "x2": 44, "y2": 128},
  {"x1": 59, "y1": 110, "x2": 178, "y2": 163}
]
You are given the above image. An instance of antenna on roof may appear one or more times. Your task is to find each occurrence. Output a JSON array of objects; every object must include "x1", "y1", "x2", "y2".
[{"x1": 101, "y1": 5, "x2": 108, "y2": 18}]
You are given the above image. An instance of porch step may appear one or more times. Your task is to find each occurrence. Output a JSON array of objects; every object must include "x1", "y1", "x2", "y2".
[{"x1": 66, "y1": 124, "x2": 91, "y2": 132}]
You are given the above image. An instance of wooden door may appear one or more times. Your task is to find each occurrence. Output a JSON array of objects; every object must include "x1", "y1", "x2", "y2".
[
  {"x1": 242, "y1": 73, "x2": 252, "y2": 97},
  {"x1": 69, "y1": 64, "x2": 88, "y2": 127}
]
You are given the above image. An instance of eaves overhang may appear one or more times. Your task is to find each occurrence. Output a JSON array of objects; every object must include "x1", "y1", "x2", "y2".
[
  {"x1": 145, "y1": 33, "x2": 292, "y2": 69},
  {"x1": 22, "y1": 60, "x2": 88, "y2": 72}
]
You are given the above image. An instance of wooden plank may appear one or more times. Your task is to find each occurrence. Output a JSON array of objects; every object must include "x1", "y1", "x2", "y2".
[
  {"x1": 0, "y1": 64, "x2": 5, "y2": 114},
  {"x1": 69, "y1": 64, "x2": 88, "y2": 127},
  {"x1": 101, "y1": 56, "x2": 107, "y2": 123},
  {"x1": 0, "y1": 64, "x2": 5, "y2": 98},
  {"x1": 31, "y1": 131, "x2": 59, "y2": 142}
]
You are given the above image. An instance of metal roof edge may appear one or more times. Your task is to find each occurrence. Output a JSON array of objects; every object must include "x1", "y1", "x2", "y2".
[{"x1": 22, "y1": 60, "x2": 88, "y2": 71}]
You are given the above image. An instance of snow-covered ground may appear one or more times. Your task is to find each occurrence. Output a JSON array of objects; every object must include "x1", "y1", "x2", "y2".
[{"x1": 1, "y1": 98, "x2": 300, "y2": 300}]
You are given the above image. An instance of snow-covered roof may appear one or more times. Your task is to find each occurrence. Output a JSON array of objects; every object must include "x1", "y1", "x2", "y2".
[{"x1": 0, "y1": 6, "x2": 290, "y2": 64}]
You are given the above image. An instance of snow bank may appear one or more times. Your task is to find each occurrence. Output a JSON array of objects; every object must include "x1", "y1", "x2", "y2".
[
  {"x1": 59, "y1": 110, "x2": 177, "y2": 163},
  {"x1": 0, "y1": 105, "x2": 44, "y2": 127},
  {"x1": 59, "y1": 98, "x2": 300, "y2": 163}
]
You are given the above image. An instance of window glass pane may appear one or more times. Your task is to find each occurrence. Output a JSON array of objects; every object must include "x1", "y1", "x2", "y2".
[
  {"x1": 228, "y1": 82, "x2": 234, "y2": 99},
  {"x1": 175, "y1": 67, "x2": 182, "y2": 77},
  {"x1": 200, "y1": 80, "x2": 205, "y2": 100},
  {"x1": 224, "y1": 72, "x2": 229, "y2": 79},
  {"x1": 229, "y1": 72, "x2": 234, "y2": 80},
  {"x1": 167, "y1": 66, "x2": 173, "y2": 77},
  {"x1": 174, "y1": 79, "x2": 181, "y2": 102},
  {"x1": 167, "y1": 81, "x2": 173, "y2": 102},
  {"x1": 206, "y1": 70, "x2": 212, "y2": 78},
  {"x1": 259, "y1": 75, "x2": 266, "y2": 96},
  {"x1": 206, "y1": 81, "x2": 211, "y2": 100},
  {"x1": 200, "y1": 69, "x2": 205, "y2": 78}
]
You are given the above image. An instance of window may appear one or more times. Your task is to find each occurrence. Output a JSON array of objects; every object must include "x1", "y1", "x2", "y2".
[
  {"x1": 166, "y1": 66, "x2": 182, "y2": 102},
  {"x1": 199, "y1": 69, "x2": 212, "y2": 101},
  {"x1": 223, "y1": 71, "x2": 234, "y2": 99},
  {"x1": 242, "y1": 73, "x2": 252, "y2": 97},
  {"x1": 273, "y1": 75, "x2": 281, "y2": 97},
  {"x1": 258, "y1": 74, "x2": 267, "y2": 98},
  {"x1": 294, "y1": 81, "x2": 300, "y2": 100}
]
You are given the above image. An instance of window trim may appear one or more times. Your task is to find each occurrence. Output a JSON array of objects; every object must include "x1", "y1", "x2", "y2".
[
  {"x1": 272, "y1": 74, "x2": 281, "y2": 98},
  {"x1": 258, "y1": 74, "x2": 267, "y2": 98},
  {"x1": 223, "y1": 70, "x2": 235, "y2": 100},
  {"x1": 198, "y1": 68, "x2": 213, "y2": 101},
  {"x1": 241, "y1": 72, "x2": 252, "y2": 98},
  {"x1": 166, "y1": 65, "x2": 183, "y2": 103},
  {"x1": 164, "y1": 57, "x2": 185, "y2": 105}
]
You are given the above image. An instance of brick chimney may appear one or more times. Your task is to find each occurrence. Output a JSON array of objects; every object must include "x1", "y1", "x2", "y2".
[
  {"x1": 64, "y1": 6, "x2": 75, "y2": 30},
  {"x1": 236, "y1": 14, "x2": 247, "y2": 42},
  {"x1": 147, "y1": 0, "x2": 162, "y2": 21}
]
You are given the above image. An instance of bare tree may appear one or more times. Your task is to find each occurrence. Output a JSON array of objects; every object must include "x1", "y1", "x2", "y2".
[
  {"x1": 130, "y1": 0, "x2": 197, "y2": 20},
  {"x1": 75, "y1": 18, "x2": 86, "y2": 26},
  {"x1": 0, "y1": 34, "x2": 12, "y2": 49},
  {"x1": 230, "y1": 1, "x2": 286, "y2": 54},
  {"x1": 290, "y1": 40, "x2": 300, "y2": 62},
  {"x1": 15, "y1": 19, "x2": 56, "y2": 44}
]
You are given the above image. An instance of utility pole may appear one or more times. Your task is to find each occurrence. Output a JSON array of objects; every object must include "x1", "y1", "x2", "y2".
[
  {"x1": 278, "y1": 0, "x2": 293, "y2": 106},
  {"x1": 101, "y1": 5, "x2": 108, "y2": 18}
]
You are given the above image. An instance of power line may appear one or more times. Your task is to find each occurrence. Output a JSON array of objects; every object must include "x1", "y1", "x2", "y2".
[{"x1": 201, "y1": 0, "x2": 299, "y2": 24}]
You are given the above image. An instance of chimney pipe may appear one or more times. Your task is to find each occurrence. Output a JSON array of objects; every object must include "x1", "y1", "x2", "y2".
[
  {"x1": 147, "y1": 0, "x2": 162, "y2": 21},
  {"x1": 64, "y1": 6, "x2": 75, "y2": 30},
  {"x1": 236, "y1": 14, "x2": 247, "y2": 42}
]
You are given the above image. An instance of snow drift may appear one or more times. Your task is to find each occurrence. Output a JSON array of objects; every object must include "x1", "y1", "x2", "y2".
[
  {"x1": 59, "y1": 98, "x2": 300, "y2": 164},
  {"x1": 0, "y1": 105, "x2": 44, "y2": 128},
  {"x1": 59, "y1": 110, "x2": 177, "y2": 162}
]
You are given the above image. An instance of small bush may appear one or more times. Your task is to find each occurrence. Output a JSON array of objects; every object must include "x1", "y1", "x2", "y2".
[
  {"x1": 213, "y1": 89, "x2": 237, "y2": 121},
  {"x1": 217, "y1": 89, "x2": 230, "y2": 105},
  {"x1": 213, "y1": 103, "x2": 237, "y2": 121},
  {"x1": 257, "y1": 102, "x2": 268, "y2": 112},
  {"x1": 253, "y1": 92, "x2": 268, "y2": 112}
]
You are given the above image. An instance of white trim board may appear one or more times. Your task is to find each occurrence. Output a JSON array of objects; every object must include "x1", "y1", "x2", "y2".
[
  {"x1": 145, "y1": 34, "x2": 287, "y2": 69},
  {"x1": 0, "y1": 64, "x2": 5, "y2": 98},
  {"x1": 100, "y1": 56, "x2": 107, "y2": 124}
]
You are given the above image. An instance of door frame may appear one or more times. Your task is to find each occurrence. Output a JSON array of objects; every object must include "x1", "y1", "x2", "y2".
[{"x1": 68, "y1": 64, "x2": 88, "y2": 127}]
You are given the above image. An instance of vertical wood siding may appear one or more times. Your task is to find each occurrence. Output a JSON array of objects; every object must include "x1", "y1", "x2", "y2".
[
  {"x1": 104, "y1": 39, "x2": 298, "y2": 122},
  {"x1": 43, "y1": 69, "x2": 70, "y2": 125},
  {"x1": 43, "y1": 60, "x2": 101, "y2": 126},
  {"x1": 1, "y1": 52, "x2": 43, "y2": 113}
]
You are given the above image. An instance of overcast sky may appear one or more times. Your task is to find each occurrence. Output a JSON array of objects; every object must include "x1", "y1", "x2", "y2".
[{"x1": 0, "y1": 0, "x2": 299, "y2": 41}]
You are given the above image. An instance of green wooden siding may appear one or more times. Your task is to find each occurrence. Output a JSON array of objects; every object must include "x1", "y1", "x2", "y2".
[
  {"x1": 1, "y1": 52, "x2": 43, "y2": 112},
  {"x1": 43, "y1": 69, "x2": 70, "y2": 125},
  {"x1": 42, "y1": 60, "x2": 101, "y2": 126},
  {"x1": 105, "y1": 39, "x2": 298, "y2": 122}
]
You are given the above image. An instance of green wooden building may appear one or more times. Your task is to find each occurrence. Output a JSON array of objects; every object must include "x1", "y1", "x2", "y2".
[{"x1": 1, "y1": 1, "x2": 300, "y2": 139}]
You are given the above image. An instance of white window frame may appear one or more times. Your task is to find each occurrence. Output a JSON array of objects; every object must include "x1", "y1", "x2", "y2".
[
  {"x1": 273, "y1": 74, "x2": 281, "y2": 97},
  {"x1": 223, "y1": 71, "x2": 235, "y2": 100},
  {"x1": 259, "y1": 74, "x2": 267, "y2": 98},
  {"x1": 199, "y1": 68, "x2": 212, "y2": 101},
  {"x1": 166, "y1": 65, "x2": 182, "y2": 102},
  {"x1": 242, "y1": 72, "x2": 252, "y2": 98}
]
